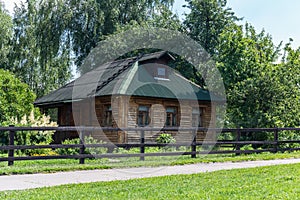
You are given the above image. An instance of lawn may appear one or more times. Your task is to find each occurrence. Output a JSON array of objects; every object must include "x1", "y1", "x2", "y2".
[
  {"x1": 0, "y1": 151, "x2": 300, "y2": 175},
  {"x1": 0, "y1": 163, "x2": 299, "y2": 199}
]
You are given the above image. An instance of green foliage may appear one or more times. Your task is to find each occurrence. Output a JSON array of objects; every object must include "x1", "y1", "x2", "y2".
[
  {"x1": 216, "y1": 23, "x2": 300, "y2": 130},
  {"x1": 113, "y1": 147, "x2": 141, "y2": 154},
  {"x1": 6, "y1": 0, "x2": 176, "y2": 95},
  {"x1": 0, "y1": 69, "x2": 36, "y2": 124},
  {"x1": 156, "y1": 133, "x2": 176, "y2": 144},
  {"x1": 240, "y1": 144, "x2": 254, "y2": 151},
  {"x1": 84, "y1": 136, "x2": 108, "y2": 155},
  {"x1": 172, "y1": 0, "x2": 241, "y2": 88},
  {"x1": 0, "y1": 3, "x2": 13, "y2": 69},
  {"x1": 69, "y1": 0, "x2": 175, "y2": 70},
  {"x1": 279, "y1": 130, "x2": 300, "y2": 149},
  {"x1": 9, "y1": 0, "x2": 72, "y2": 97},
  {"x1": 184, "y1": 0, "x2": 240, "y2": 55},
  {"x1": 181, "y1": 0, "x2": 300, "y2": 132},
  {"x1": 5, "y1": 111, "x2": 57, "y2": 155},
  {"x1": 217, "y1": 132, "x2": 234, "y2": 141},
  {"x1": 275, "y1": 43, "x2": 300, "y2": 128},
  {"x1": 56, "y1": 138, "x2": 80, "y2": 156},
  {"x1": 56, "y1": 136, "x2": 107, "y2": 156}
]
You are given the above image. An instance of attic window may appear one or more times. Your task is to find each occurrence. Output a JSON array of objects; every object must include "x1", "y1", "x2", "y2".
[
  {"x1": 154, "y1": 67, "x2": 169, "y2": 81},
  {"x1": 157, "y1": 67, "x2": 166, "y2": 76}
]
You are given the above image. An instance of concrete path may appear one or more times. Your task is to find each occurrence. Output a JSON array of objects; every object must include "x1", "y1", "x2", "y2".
[{"x1": 1, "y1": 158, "x2": 300, "y2": 191}]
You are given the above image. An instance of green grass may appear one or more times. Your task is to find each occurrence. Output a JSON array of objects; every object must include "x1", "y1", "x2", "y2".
[
  {"x1": 1, "y1": 163, "x2": 300, "y2": 199},
  {"x1": 0, "y1": 151, "x2": 300, "y2": 175}
]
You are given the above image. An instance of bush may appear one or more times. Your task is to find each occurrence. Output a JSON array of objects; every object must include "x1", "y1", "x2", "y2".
[
  {"x1": 84, "y1": 136, "x2": 107, "y2": 155},
  {"x1": 56, "y1": 136, "x2": 107, "y2": 156},
  {"x1": 240, "y1": 144, "x2": 254, "y2": 151},
  {"x1": 0, "y1": 69, "x2": 36, "y2": 125},
  {"x1": 217, "y1": 132, "x2": 234, "y2": 141},
  {"x1": 56, "y1": 138, "x2": 80, "y2": 155},
  {"x1": 4, "y1": 111, "x2": 57, "y2": 155},
  {"x1": 156, "y1": 133, "x2": 176, "y2": 152},
  {"x1": 279, "y1": 130, "x2": 300, "y2": 149},
  {"x1": 156, "y1": 133, "x2": 176, "y2": 144}
]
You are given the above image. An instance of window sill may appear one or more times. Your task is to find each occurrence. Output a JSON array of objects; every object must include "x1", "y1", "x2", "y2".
[{"x1": 154, "y1": 77, "x2": 170, "y2": 81}]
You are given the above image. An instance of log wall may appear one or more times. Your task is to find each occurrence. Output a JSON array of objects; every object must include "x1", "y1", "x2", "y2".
[{"x1": 55, "y1": 95, "x2": 216, "y2": 144}]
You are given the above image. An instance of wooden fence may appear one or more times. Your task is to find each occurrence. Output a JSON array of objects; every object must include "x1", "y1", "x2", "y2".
[{"x1": 0, "y1": 126, "x2": 300, "y2": 166}]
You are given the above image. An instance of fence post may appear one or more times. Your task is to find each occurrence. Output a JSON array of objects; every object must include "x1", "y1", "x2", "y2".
[
  {"x1": 235, "y1": 128, "x2": 241, "y2": 156},
  {"x1": 8, "y1": 125, "x2": 15, "y2": 166},
  {"x1": 140, "y1": 130, "x2": 145, "y2": 161},
  {"x1": 191, "y1": 129, "x2": 197, "y2": 158},
  {"x1": 79, "y1": 130, "x2": 85, "y2": 164},
  {"x1": 273, "y1": 128, "x2": 279, "y2": 153}
]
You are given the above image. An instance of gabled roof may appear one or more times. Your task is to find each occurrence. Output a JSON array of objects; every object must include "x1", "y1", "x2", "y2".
[{"x1": 34, "y1": 51, "x2": 217, "y2": 106}]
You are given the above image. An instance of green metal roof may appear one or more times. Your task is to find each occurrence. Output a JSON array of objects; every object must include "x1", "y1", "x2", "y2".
[{"x1": 34, "y1": 51, "x2": 217, "y2": 106}]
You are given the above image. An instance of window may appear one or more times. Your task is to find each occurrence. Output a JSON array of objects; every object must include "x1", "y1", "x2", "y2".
[
  {"x1": 165, "y1": 107, "x2": 177, "y2": 126},
  {"x1": 47, "y1": 108, "x2": 58, "y2": 123},
  {"x1": 137, "y1": 105, "x2": 150, "y2": 127},
  {"x1": 192, "y1": 108, "x2": 203, "y2": 127},
  {"x1": 154, "y1": 67, "x2": 169, "y2": 81},
  {"x1": 157, "y1": 67, "x2": 166, "y2": 77},
  {"x1": 105, "y1": 105, "x2": 112, "y2": 126}
]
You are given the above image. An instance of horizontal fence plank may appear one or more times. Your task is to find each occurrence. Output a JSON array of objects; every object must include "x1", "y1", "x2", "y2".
[
  {"x1": 1, "y1": 126, "x2": 299, "y2": 132},
  {"x1": 0, "y1": 126, "x2": 299, "y2": 165}
]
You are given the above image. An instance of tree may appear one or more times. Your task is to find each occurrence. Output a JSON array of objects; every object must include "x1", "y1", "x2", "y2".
[
  {"x1": 184, "y1": 0, "x2": 240, "y2": 56},
  {"x1": 69, "y1": 0, "x2": 176, "y2": 73},
  {"x1": 275, "y1": 42, "x2": 300, "y2": 127},
  {"x1": 8, "y1": 0, "x2": 175, "y2": 95},
  {"x1": 174, "y1": 0, "x2": 240, "y2": 88},
  {"x1": 0, "y1": 2, "x2": 13, "y2": 69},
  {"x1": 0, "y1": 69, "x2": 36, "y2": 124},
  {"x1": 9, "y1": 0, "x2": 72, "y2": 97},
  {"x1": 216, "y1": 23, "x2": 299, "y2": 130}
]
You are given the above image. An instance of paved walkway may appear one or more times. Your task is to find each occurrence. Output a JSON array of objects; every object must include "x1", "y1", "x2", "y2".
[{"x1": 1, "y1": 158, "x2": 300, "y2": 191}]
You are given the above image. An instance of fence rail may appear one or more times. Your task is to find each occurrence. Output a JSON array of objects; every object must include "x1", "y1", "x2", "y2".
[{"x1": 0, "y1": 126, "x2": 300, "y2": 166}]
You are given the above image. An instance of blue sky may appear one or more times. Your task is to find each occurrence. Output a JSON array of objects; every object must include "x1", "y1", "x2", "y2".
[
  {"x1": 4, "y1": 0, "x2": 300, "y2": 49},
  {"x1": 228, "y1": 0, "x2": 300, "y2": 48}
]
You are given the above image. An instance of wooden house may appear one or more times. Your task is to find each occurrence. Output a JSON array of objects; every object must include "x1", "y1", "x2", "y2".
[{"x1": 34, "y1": 51, "x2": 221, "y2": 143}]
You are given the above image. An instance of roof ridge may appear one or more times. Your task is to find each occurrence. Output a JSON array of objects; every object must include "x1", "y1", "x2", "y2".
[{"x1": 102, "y1": 50, "x2": 168, "y2": 67}]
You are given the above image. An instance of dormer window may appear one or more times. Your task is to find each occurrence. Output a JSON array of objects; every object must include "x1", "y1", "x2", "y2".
[
  {"x1": 154, "y1": 67, "x2": 169, "y2": 81},
  {"x1": 157, "y1": 67, "x2": 166, "y2": 77}
]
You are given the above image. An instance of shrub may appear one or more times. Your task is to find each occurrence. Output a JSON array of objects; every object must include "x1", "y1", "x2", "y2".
[
  {"x1": 156, "y1": 133, "x2": 176, "y2": 151},
  {"x1": 240, "y1": 144, "x2": 254, "y2": 151},
  {"x1": 217, "y1": 132, "x2": 234, "y2": 141},
  {"x1": 4, "y1": 111, "x2": 57, "y2": 155},
  {"x1": 0, "y1": 69, "x2": 36, "y2": 125},
  {"x1": 56, "y1": 136, "x2": 107, "y2": 156},
  {"x1": 156, "y1": 133, "x2": 176, "y2": 144},
  {"x1": 279, "y1": 130, "x2": 300, "y2": 149},
  {"x1": 84, "y1": 136, "x2": 107, "y2": 155},
  {"x1": 56, "y1": 138, "x2": 80, "y2": 155}
]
